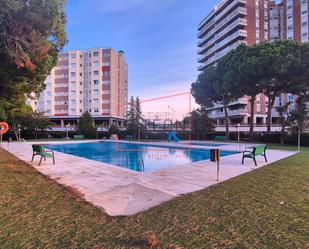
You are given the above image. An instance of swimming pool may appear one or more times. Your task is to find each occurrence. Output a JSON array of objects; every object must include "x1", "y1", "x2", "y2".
[{"x1": 44, "y1": 142, "x2": 237, "y2": 172}]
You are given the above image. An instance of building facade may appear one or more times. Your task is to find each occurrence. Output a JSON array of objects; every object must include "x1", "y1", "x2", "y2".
[
  {"x1": 29, "y1": 48, "x2": 128, "y2": 130},
  {"x1": 197, "y1": 0, "x2": 308, "y2": 131}
]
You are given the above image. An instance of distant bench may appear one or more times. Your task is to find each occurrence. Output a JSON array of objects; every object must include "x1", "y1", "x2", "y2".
[
  {"x1": 73, "y1": 135, "x2": 84, "y2": 139},
  {"x1": 126, "y1": 135, "x2": 134, "y2": 141},
  {"x1": 214, "y1": 136, "x2": 226, "y2": 141}
]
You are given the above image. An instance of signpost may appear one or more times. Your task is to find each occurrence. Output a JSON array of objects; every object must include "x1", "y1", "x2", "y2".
[{"x1": 210, "y1": 149, "x2": 220, "y2": 181}]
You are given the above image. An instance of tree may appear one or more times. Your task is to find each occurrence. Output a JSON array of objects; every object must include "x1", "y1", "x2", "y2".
[
  {"x1": 0, "y1": 0, "x2": 67, "y2": 103},
  {"x1": 223, "y1": 44, "x2": 265, "y2": 140},
  {"x1": 191, "y1": 64, "x2": 233, "y2": 140},
  {"x1": 184, "y1": 108, "x2": 213, "y2": 140},
  {"x1": 126, "y1": 96, "x2": 137, "y2": 135},
  {"x1": 125, "y1": 96, "x2": 143, "y2": 138},
  {"x1": 31, "y1": 112, "x2": 51, "y2": 139},
  {"x1": 255, "y1": 41, "x2": 304, "y2": 133},
  {"x1": 0, "y1": 99, "x2": 33, "y2": 140},
  {"x1": 109, "y1": 123, "x2": 119, "y2": 134},
  {"x1": 276, "y1": 102, "x2": 292, "y2": 144},
  {"x1": 78, "y1": 112, "x2": 97, "y2": 138}
]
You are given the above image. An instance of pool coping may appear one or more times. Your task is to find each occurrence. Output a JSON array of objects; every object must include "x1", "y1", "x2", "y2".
[{"x1": 1, "y1": 140, "x2": 298, "y2": 216}]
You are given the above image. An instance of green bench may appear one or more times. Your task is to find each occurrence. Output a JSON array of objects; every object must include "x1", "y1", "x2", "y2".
[
  {"x1": 73, "y1": 135, "x2": 84, "y2": 139},
  {"x1": 214, "y1": 136, "x2": 226, "y2": 141},
  {"x1": 31, "y1": 144, "x2": 55, "y2": 166},
  {"x1": 242, "y1": 145, "x2": 267, "y2": 166}
]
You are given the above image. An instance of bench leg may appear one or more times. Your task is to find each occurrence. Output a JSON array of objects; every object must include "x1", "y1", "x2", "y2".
[
  {"x1": 242, "y1": 156, "x2": 244, "y2": 165},
  {"x1": 253, "y1": 157, "x2": 257, "y2": 166},
  {"x1": 264, "y1": 154, "x2": 267, "y2": 162},
  {"x1": 31, "y1": 154, "x2": 35, "y2": 162},
  {"x1": 39, "y1": 156, "x2": 43, "y2": 166},
  {"x1": 53, "y1": 156, "x2": 55, "y2": 165}
]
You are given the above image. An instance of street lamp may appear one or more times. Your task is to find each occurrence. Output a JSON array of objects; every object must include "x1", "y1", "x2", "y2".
[
  {"x1": 66, "y1": 124, "x2": 70, "y2": 140},
  {"x1": 18, "y1": 126, "x2": 21, "y2": 142},
  {"x1": 293, "y1": 121, "x2": 300, "y2": 152},
  {"x1": 237, "y1": 123, "x2": 241, "y2": 151}
]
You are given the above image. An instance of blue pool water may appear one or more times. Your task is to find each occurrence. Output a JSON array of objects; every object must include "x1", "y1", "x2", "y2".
[{"x1": 44, "y1": 142, "x2": 237, "y2": 172}]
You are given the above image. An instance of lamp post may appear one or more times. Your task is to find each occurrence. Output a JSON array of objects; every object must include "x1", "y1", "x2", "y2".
[
  {"x1": 237, "y1": 123, "x2": 241, "y2": 151},
  {"x1": 66, "y1": 124, "x2": 70, "y2": 140},
  {"x1": 293, "y1": 121, "x2": 300, "y2": 152},
  {"x1": 18, "y1": 126, "x2": 21, "y2": 142}
]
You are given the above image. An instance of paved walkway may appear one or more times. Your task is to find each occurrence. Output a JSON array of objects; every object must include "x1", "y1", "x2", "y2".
[{"x1": 1, "y1": 141, "x2": 297, "y2": 216}]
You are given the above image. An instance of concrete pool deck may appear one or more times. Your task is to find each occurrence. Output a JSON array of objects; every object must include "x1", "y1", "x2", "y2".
[{"x1": 1, "y1": 140, "x2": 297, "y2": 216}]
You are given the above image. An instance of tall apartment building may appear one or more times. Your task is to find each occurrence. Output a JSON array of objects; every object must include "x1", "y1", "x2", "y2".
[
  {"x1": 197, "y1": 0, "x2": 308, "y2": 131},
  {"x1": 30, "y1": 48, "x2": 128, "y2": 129}
]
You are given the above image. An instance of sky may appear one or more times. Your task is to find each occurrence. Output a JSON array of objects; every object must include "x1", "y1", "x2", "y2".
[{"x1": 65, "y1": 0, "x2": 218, "y2": 119}]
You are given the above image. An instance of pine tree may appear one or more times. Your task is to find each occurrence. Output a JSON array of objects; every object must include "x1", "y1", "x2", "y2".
[{"x1": 78, "y1": 112, "x2": 97, "y2": 138}]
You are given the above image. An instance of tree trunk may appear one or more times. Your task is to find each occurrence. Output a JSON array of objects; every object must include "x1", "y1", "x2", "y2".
[
  {"x1": 249, "y1": 95, "x2": 256, "y2": 141},
  {"x1": 267, "y1": 96, "x2": 276, "y2": 133},
  {"x1": 223, "y1": 104, "x2": 230, "y2": 140}
]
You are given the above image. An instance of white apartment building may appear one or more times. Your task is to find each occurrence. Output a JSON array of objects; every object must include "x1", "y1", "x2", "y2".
[{"x1": 29, "y1": 48, "x2": 128, "y2": 129}]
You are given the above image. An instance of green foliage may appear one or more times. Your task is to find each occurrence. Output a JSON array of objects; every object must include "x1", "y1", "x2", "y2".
[
  {"x1": 193, "y1": 40, "x2": 309, "y2": 136},
  {"x1": 191, "y1": 65, "x2": 234, "y2": 139},
  {"x1": 78, "y1": 112, "x2": 97, "y2": 139},
  {"x1": 108, "y1": 123, "x2": 119, "y2": 134},
  {"x1": 0, "y1": 0, "x2": 67, "y2": 102},
  {"x1": 185, "y1": 108, "x2": 213, "y2": 139}
]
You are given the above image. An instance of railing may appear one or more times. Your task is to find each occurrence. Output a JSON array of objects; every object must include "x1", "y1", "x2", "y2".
[
  {"x1": 198, "y1": 0, "x2": 247, "y2": 37},
  {"x1": 209, "y1": 108, "x2": 248, "y2": 118}
]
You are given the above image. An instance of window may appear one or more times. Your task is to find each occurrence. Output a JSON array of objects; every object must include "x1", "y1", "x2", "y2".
[
  {"x1": 71, "y1": 72, "x2": 76, "y2": 77},
  {"x1": 70, "y1": 63, "x2": 76, "y2": 67},
  {"x1": 80, "y1": 91, "x2": 82, "y2": 94},
  {"x1": 70, "y1": 54, "x2": 76, "y2": 59},
  {"x1": 93, "y1": 52, "x2": 99, "y2": 57},
  {"x1": 302, "y1": 22, "x2": 308, "y2": 26},
  {"x1": 94, "y1": 108, "x2": 99, "y2": 113},
  {"x1": 93, "y1": 61, "x2": 99, "y2": 66},
  {"x1": 47, "y1": 92, "x2": 51, "y2": 96},
  {"x1": 94, "y1": 80, "x2": 99, "y2": 85},
  {"x1": 79, "y1": 72, "x2": 83, "y2": 76},
  {"x1": 94, "y1": 70, "x2": 99, "y2": 76}
]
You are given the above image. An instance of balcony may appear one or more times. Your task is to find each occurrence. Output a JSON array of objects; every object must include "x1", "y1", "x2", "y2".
[
  {"x1": 209, "y1": 108, "x2": 248, "y2": 118},
  {"x1": 198, "y1": 40, "x2": 246, "y2": 70},
  {"x1": 198, "y1": 7, "x2": 247, "y2": 46},
  {"x1": 198, "y1": 18, "x2": 247, "y2": 54},
  {"x1": 198, "y1": 0, "x2": 247, "y2": 38}
]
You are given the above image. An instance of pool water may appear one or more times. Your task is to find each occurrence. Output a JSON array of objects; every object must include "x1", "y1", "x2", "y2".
[{"x1": 44, "y1": 142, "x2": 237, "y2": 172}]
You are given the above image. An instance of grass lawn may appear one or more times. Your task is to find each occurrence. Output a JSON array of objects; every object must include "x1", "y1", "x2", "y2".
[{"x1": 0, "y1": 146, "x2": 308, "y2": 248}]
